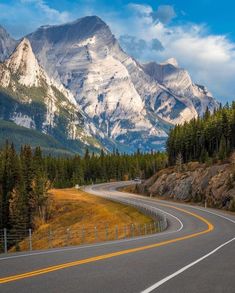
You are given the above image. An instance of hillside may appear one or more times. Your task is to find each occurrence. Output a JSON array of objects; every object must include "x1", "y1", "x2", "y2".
[
  {"x1": 136, "y1": 158, "x2": 235, "y2": 212},
  {"x1": 0, "y1": 38, "x2": 103, "y2": 154},
  {"x1": 13, "y1": 188, "x2": 154, "y2": 252},
  {"x1": 0, "y1": 119, "x2": 74, "y2": 155}
]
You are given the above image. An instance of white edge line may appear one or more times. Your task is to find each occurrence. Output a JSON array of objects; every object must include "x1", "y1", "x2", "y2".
[
  {"x1": 141, "y1": 237, "x2": 235, "y2": 293},
  {"x1": 0, "y1": 205, "x2": 182, "y2": 261}
]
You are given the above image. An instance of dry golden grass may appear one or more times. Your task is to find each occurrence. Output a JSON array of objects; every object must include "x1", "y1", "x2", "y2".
[{"x1": 15, "y1": 188, "x2": 154, "y2": 252}]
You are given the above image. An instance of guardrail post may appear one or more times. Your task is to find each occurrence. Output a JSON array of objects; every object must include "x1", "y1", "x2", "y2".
[
  {"x1": 131, "y1": 224, "x2": 134, "y2": 237},
  {"x1": 138, "y1": 224, "x2": 141, "y2": 236},
  {"x1": 144, "y1": 223, "x2": 147, "y2": 235},
  {"x1": 4, "y1": 228, "x2": 7, "y2": 254},
  {"x1": 29, "y1": 228, "x2": 32, "y2": 251}
]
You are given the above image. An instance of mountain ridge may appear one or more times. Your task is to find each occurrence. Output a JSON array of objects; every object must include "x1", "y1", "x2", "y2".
[
  {"x1": 0, "y1": 37, "x2": 104, "y2": 154},
  {"x1": 0, "y1": 16, "x2": 219, "y2": 152}
]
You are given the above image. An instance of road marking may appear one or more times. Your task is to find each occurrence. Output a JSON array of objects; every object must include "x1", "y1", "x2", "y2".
[
  {"x1": 0, "y1": 205, "x2": 183, "y2": 261},
  {"x1": 141, "y1": 237, "x2": 235, "y2": 293},
  {"x1": 182, "y1": 206, "x2": 235, "y2": 224},
  {"x1": 0, "y1": 204, "x2": 213, "y2": 284},
  {"x1": 92, "y1": 183, "x2": 235, "y2": 293}
]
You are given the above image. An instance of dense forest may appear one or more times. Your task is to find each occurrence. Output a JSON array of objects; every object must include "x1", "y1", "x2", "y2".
[
  {"x1": 167, "y1": 103, "x2": 235, "y2": 165},
  {"x1": 0, "y1": 142, "x2": 167, "y2": 230},
  {"x1": 3, "y1": 102, "x2": 235, "y2": 232}
]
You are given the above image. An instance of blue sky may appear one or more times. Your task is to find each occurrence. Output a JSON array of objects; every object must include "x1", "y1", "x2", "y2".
[{"x1": 0, "y1": 0, "x2": 235, "y2": 103}]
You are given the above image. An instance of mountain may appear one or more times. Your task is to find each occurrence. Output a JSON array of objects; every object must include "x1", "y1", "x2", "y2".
[
  {"x1": 0, "y1": 38, "x2": 103, "y2": 154},
  {"x1": 27, "y1": 16, "x2": 218, "y2": 152},
  {"x1": 142, "y1": 59, "x2": 216, "y2": 118},
  {"x1": 0, "y1": 25, "x2": 17, "y2": 62},
  {"x1": 0, "y1": 17, "x2": 218, "y2": 153},
  {"x1": 0, "y1": 119, "x2": 74, "y2": 156}
]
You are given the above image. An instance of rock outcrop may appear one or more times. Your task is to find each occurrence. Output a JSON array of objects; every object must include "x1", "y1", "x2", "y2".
[{"x1": 138, "y1": 159, "x2": 235, "y2": 211}]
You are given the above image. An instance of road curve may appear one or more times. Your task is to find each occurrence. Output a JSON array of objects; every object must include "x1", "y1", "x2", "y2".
[{"x1": 0, "y1": 181, "x2": 234, "y2": 293}]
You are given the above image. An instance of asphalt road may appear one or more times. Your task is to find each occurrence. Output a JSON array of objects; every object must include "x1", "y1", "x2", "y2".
[{"x1": 0, "y1": 181, "x2": 234, "y2": 293}]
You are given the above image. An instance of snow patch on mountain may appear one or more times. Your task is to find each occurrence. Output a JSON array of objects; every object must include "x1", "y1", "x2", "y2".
[
  {"x1": 0, "y1": 16, "x2": 219, "y2": 152},
  {"x1": 11, "y1": 113, "x2": 36, "y2": 129},
  {"x1": 0, "y1": 37, "x2": 104, "y2": 152}
]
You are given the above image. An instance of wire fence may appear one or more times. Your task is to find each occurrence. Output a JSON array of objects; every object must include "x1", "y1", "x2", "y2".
[
  {"x1": 0, "y1": 194, "x2": 169, "y2": 254},
  {"x1": 0, "y1": 218, "x2": 167, "y2": 254}
]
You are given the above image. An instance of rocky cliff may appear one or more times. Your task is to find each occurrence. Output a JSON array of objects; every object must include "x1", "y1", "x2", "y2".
[{"x1": 138, "y1": 158, "x2": 235, "y2": 211}]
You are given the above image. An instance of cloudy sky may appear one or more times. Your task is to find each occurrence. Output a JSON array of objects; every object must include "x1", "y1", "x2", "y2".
[{"x1": 0, "y1": 0, "x2": 235, "y2": 103}]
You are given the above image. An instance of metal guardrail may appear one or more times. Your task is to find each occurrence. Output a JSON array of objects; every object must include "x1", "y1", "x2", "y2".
[
  {"x1": 0, "y1": 219, "x2": 166, "y2": 254},
  {"x1": 0, "y1": 193, "x2": 168, "y2": 255},
  {"x1": 103, "y1": 194, "x2": 168, "y2": 233}
]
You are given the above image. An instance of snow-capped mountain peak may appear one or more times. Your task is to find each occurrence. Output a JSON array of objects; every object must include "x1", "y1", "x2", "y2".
[
  {"x1": 0, "y1": 16, "x2": 218, "y2": 153},
  {"x1": 161, "y1": 58, "x2": 179, "y2": 67},
  {"x1": 5, "y1": 38, "x2": 42, "y2": 87},
  {"x1": 0, "y1": 37, "x2": 105, "y2": 152}
]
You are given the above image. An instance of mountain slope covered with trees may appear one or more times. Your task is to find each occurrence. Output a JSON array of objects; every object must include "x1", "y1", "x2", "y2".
[
  {"x1": 167, "y1": 103, "x2": 235, "y2": 164},
  {"x1": 0, "y1": 142, "x2": 167, "y2": 235}
]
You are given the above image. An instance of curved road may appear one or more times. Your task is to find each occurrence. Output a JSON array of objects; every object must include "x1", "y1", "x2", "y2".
[{"x1": 0, "y1": 181, "x2": 234, "y2": 293}]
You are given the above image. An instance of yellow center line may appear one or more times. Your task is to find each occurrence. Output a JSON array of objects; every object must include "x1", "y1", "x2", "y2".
[{"x1": 0, "y1": 203, "x2": 214, "y2": 284}]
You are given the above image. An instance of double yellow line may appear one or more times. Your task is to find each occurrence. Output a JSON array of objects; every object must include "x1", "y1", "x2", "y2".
[{"x1": 0, "y1": 204, "x2": 214, "y2": 284}]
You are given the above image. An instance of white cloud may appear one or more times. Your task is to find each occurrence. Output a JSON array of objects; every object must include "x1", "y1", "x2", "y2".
[
  {"x1": 0, "y1": 1, "x2": 234, "y2": 102},
  {"x1": 111, "y1": 3, "x2": 235, "y2": 102},
  {"x1": 20, "y1": 0, "x2": 70, "y2": 23},
  {"x1": 127, "y1": 3, "x2": 153, "y2": 15},
  {"x1": 0, "y1": 0, "x2": 71, "y2": 38}
]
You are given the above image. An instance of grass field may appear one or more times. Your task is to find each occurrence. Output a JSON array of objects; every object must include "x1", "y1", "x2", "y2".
[{"x1": 15, "y1": 188, "x2": 154, "y2": 252}]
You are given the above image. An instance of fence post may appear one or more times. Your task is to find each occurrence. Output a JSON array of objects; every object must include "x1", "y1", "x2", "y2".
[
  {"x1": 115, "y1": 225, "x2": 118, "y2": 240},
  {"x1": 81, "y1": 227, "x2": 85, "y2": 244},
  {"x1": 124, "y1": 225, "x2": 127, "y2": 238},
  {"x1": 66, "y1": 228, "x2": 70, "y2": 246},
  {"x1": 105, "y1": 225, "x2": 108, "y2": 241},
  {"x1": 48, "y1": 229, "x2": 52, "y2": 249},
  {"x1": 164, "y1": 215, "x2": 167, "y2": 230},
  {"x1": 158, "y1": 221, "x2": 161, "y2": 232},
  {"x1": 4, "y1": 228, "x2": 7, "y2": 254},
  {"x1": 138, "y1": 224, "x2": 141, "y2": 236},
  {"x1": 29, "y1": 229, "x2": 32, "y2": 251},
  {"x1": 94, "y1": 226, "x2": 98, "y2": 242},
  {"x1": 132, "y1": 224, "x2": 134, "y2": 237},
  {"x1": 144, "y1": 223, "x2": 147, "y2": 235},
  {"x1": 154, "y1": 222, "x2": 157, "y2": 233}
]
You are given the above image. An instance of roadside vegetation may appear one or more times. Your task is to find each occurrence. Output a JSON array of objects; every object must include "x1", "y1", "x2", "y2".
[
  {"x1": 0, "y1": 141, "x2": 166, "y2": 252},
  {"x1": 11, "y1": 188, "x2": 154, "y2": 252}
]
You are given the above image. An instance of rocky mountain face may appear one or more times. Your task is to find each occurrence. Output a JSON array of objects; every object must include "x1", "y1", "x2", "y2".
[
  {"x1": 27, "y1": 16, "x2": 218, "y2": 152},
  {"x1": 136, "y1": 160, "x2": 235, "y2": 211},
  {"x1": 0, "y1": 26, "x2": 17, "y2": 62},
  {"x1": 0, "y1": 38, "x2": 102, "y2": 153},
  {"x1": 142, "y1": 59, "x2": 216, "y2": 118},
  {"x1": 0, "y1": 16, "x2": 218, "y2": 153}
]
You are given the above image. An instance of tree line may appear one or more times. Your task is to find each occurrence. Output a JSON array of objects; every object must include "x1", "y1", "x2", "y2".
[
  {"x1": 167, "y1": 103, "x2": 235, "y2": 164},
  {"x1": 0, "y1": 143, "x2": 167, "y2": 230}
]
